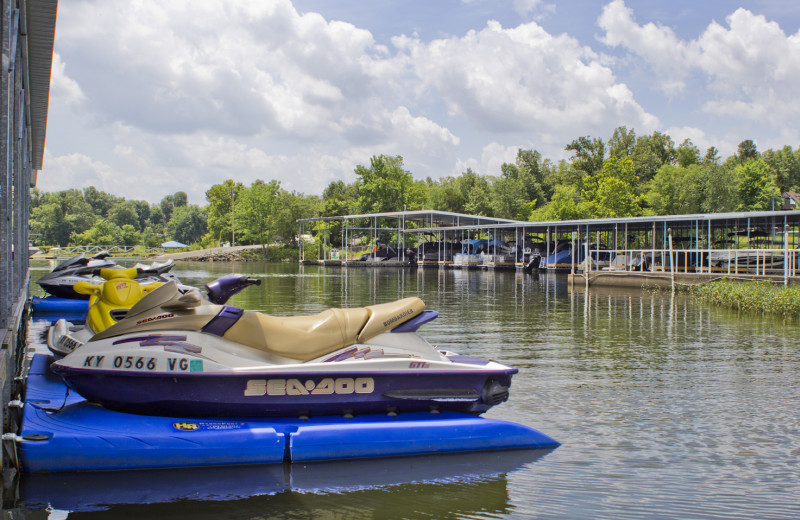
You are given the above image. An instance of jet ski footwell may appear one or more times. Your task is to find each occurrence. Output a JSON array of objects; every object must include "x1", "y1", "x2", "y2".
[{"x1": 18, "y1": 354, "x2": 559, "y2": 472}]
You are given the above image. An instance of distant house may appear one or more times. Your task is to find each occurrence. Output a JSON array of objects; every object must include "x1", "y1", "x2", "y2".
[{"x1": 780, "y1": 192, "x2": 800, "y2": 210}]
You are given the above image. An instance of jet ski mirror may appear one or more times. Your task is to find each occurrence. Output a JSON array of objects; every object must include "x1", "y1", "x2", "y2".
[{"x1": 205, "y1": 273, "x2": 262, "y2": 305}]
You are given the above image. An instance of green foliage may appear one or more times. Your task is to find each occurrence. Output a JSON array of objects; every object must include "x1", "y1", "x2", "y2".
[
  {"x1": 493, "y1": 149, "x2": 548, "y2": 219},
  {"x1": 30, "y1": 189, "x2": 96, "y2": 246},
  {"x1": 83, "y1": 186, "x2": 116, "y2": 217},
  {"x1": 631, "y1": 131, "x2": 676, "y2": 183},
  {"x1": 108, "y1": 200, "x2": 140, "y2": 230},
  {"x1": 691, "y1": 279, "x2": 800, "y2": 317},
  {"x1": 735, "y1": 159, "x2": 778, "y2": 211},
  {"x1": 735, "y1": 139, "x2": 759, "y2": 164},
  {"x1": 701, "y1": 163, "x2": 738, "y2": 213},
  {"x1": 703, "y1": 146, "x2": 720, "y2": 165},
  {"x1": 529, "y1": 185, "x2": 589, "y2": 222},
  {"x1": 70, "y1": 218, "x2": 121, "y2": 245},
  {"x1": 166, "y1": 205, "x2": 208, "y2": 245},
  {"x1": 608, "y1": 126, "x2": 636, "y2": 160},
  {"x1": 676, "y1": 139, "x2": 700, "y2": 168},
  {"x1": 646, "y1": 164, "x2": 704, "y2": 215},
  {"x1": 205, "y1": 180, "x2": 245, "y2": 244},
  {"x1": 581, "y1": 156, "x2": 642, "y2": 218},
  {"x1": 159, "y1": 191, "x2": 188, "y2": 222},
  {"x1": 355, "y1": 155, "x2": 419, "y2": 213},
  {"x1": 761, "y1": 145, "x2": 800, "y2": 193},
  {"x1": 565, "y1": 136, "x2": 605, "y2": 177},
  {"x1": 235, "y1": 180, "x2": 281, "y2": 246}
]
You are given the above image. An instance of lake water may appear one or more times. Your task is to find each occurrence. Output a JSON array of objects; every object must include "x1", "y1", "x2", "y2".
[{"x1": 15, "y1": 260, "x2": 800, "y2": 518}]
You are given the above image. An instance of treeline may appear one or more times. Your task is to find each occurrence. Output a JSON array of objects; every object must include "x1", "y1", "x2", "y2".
[
  {"x1": 31, "y1": 126, "x2": 800, "y2": 249},
  {"x1": 318, "y1": 128, "x2": 800, "y2": 224},
  {"x1": 30, "y1": 188, "x2": 207, "y2": 247}
]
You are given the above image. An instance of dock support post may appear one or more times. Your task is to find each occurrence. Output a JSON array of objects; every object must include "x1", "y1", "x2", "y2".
[{"x1": 668, "y1": 228, "x2": 675, "y2": 293}]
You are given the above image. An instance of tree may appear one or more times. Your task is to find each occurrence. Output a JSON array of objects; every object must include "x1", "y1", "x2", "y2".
[
  {"x1": 166, "y1": 205, "x2": 208, "y2": 245},
  {"x1": 160, "y1": 191, "x2": 188, "y2": 222},
  {"x1": 322, "y1": 180, "x2": 355, "y2": 216},
  {"x1": 30, "y1": 190, "x2": 95, "y2": 246},
  {"x1": 83, "y1": 186, "x2": 116, "y2": 217},
  {"x1": 426, "y1": 176, "x2": 465, "y2": 213},
  {"x1": 631, "y1": 132, "x2": 676, "y2": 183},
  {"x1": 108, "y1": 200, "x2": 140, "y2": 230},
  {"x1": 529, "y1": 185, "x2": 589, "y2": 222},
  {"x1": 491, "y1": 170, "x2": 527, "y2": 220},
  {"x1": 276, "y1": 190, "x2": 320, "y2": 245},
  {"x1": 735, "y1": 159, "x2": 778, "y2": 211},
  {"x1": 735, "y1": 139, "x2": 759, "y2": 164},
  {"x1": 464, "y1": 181, "x2": 493, "y2": 216},
  {"x1": 702, "y1": 163, "x2": 737, "y2": 213},
  {"x1": 130, "y1": 200, "x2": 152, "y2": 231},
  {"x1": 582, "y1": 157, "x2": 642, "y2": 218},
  {"x1": 149, "y1": 206, "x2": 166, "y2": 227},
  {"x1": 645, "y1": 164, "x2": 705, "y2": 215},
  {"x1": 355, "y1": 155, "x2": 416, "y2": 214},
  {"x1": 205, "y1": 180, "x2": 245, "y2": 245},
  {"x1": 565, "y1": 136, "x2": 605, "y2": 177},
  {"x1": 119, "y1": 224, "x2": 141, "y2": 246},
  {"x1": 70, "y1": 218, "x2": 121, "y2": 246},
  {"x1": 761, "y1": 145, "x2": 800, "y2": 193},
  {"x1": 608, "y1": 126, "x2": 637, "y2": 159},
  {"x1": 676, "y1": 139, "x2": 700, "y2": 168},
  {"x1": 703, "y1": 146, "x2": 720, "y2": 165},
  {"x1": 235, "y1": 180, "x2": 281, "y2": 247}
]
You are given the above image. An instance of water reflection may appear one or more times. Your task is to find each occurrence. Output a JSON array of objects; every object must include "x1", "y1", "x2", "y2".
[{"x1": 18, "y1": 449, "x2": 553, "y2": 517}]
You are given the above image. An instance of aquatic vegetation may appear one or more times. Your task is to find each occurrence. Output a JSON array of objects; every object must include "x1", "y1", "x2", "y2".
[{"x1": 689, "y1": 278, "x2": 800, "y2": 317}]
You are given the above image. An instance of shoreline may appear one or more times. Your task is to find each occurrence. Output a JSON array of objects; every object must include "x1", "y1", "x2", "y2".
[{"x1": 152, "y1": 244, "x2": 265, "y2": 262}]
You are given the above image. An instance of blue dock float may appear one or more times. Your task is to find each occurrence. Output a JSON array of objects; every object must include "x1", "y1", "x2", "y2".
[
  {"x1": 19, "y1": 354, "x2": 559, "y2": 473},
  {"x1": 30, "y1": 296, "x2": 88, "y2": 314}
]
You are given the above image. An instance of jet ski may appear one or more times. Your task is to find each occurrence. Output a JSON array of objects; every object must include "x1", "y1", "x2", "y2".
[
  {"x1": 37, "y1": 252, "x2": 179, "y2": 299},
  {"x1": 47, "y1": 267, "x2": 168, "y2": 357},
  {"x1": 50, "y1": 274, "x2": 517, "y2": 418}
]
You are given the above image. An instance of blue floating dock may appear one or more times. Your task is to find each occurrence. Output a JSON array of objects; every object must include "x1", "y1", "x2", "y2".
[
  {"x1": 30, "y1": 296, "x2": 88, "y2": 314},
  {"x1": 20, "y1": 354, "x2": 559, "y2": 473}
]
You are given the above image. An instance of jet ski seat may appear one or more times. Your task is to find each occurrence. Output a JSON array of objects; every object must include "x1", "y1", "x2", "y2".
[{"x1": 224, "y1": 297, "x2": 426, "y2": 362}]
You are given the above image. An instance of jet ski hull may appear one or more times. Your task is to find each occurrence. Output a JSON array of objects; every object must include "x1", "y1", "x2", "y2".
[
  {"x1": 37, "y1": 275, "x2": 101, "y2": 300},
  {"x1": 51, "y1": 362, "x2": 516, "y2": 418}
]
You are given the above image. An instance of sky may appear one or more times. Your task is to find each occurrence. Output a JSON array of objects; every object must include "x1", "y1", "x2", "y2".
[{"x1": 38, "y1": 0, "x2": 800, "y2": 206}]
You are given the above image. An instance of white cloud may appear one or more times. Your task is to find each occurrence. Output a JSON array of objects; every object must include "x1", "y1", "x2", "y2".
[
  {"x1": 55, "y1": 0, "x2": 394, "y2": 139},
  {"x1": 598, "y1": 0, "x2": 690, "y2": 96},
  {"x1": 455, "y1": 142, "x2": 519, "y2": 179},
  {"x1": 599, "y1": 1, "x2": 800, "y2": 125},
  {"x1": 49, "y1": 53, "x2": 85, "y2": 105},
  {"x1": 394, "y1": 18, "x2": 658, "y2": 141},
  {"x1": 38, "y1": 151, "x2": 117, "y2": 194},
  {"x1": 696, "y1": 9, "x2": 800, "y2": 121}
]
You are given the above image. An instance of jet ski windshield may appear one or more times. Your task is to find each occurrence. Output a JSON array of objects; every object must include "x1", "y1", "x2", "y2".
[{"x1": 52, "y1": 254, "x2": 89, "y2": 272}]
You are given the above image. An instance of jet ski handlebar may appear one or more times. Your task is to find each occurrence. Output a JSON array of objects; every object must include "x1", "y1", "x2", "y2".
[{"x1": 205, "y1": 273, "x2": 262, "y2": 305}]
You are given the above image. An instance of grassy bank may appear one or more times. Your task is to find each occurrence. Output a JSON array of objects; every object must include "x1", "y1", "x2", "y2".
[{"x1": 688, "y1": 278, "x2": 800, "y2": 317}]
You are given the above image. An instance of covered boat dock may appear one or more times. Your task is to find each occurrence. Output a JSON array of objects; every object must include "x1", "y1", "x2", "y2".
[{"x1": 298, "y1": 210, "x2": 800, "y2": 284}]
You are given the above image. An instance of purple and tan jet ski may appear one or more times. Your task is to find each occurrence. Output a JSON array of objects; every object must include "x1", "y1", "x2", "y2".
[{"x1": 50, "y1": 274, "x2": 517, "y2": 418}]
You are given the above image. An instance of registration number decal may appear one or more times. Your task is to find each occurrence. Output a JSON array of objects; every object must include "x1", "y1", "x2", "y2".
[
  {"x1": 244, "y1": 377, "x2": 375, "y2": 396},
  {"x1": 82, "y1": 356, "x2": 204, "y2": 372}
]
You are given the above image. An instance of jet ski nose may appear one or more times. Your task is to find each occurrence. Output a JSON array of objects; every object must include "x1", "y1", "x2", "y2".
[{"x1": 482, "y1": 379, "x2": 510, "y2": 406}]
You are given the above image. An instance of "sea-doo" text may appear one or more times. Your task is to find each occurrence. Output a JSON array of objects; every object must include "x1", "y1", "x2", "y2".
[{"x1": 244, "y1": 377, "x2": 375, "y2": 396}]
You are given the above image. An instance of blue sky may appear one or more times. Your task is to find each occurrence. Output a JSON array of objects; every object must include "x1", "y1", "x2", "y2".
[{"x1": 39, "y1": 0, "x2": 800, "y2": 205}]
